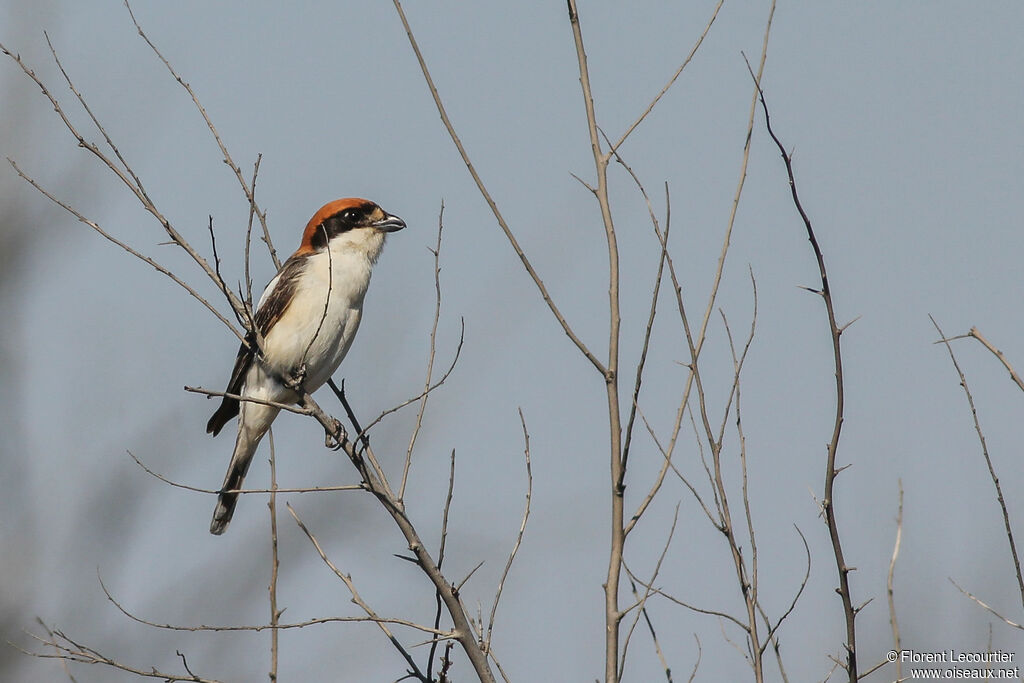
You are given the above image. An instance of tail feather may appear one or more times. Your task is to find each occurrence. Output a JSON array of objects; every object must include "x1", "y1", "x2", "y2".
[{"x1": 209, "y1": 429, "x2": 263, "y2": 535}]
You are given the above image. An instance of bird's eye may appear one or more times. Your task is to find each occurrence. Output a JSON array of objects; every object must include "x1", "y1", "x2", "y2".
[{"x1": 342, "y1": 209, "x2": 358, "y2": 221}]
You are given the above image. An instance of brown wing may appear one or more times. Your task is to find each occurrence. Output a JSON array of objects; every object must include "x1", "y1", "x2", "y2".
[{"x1": 206, "y1": 253, "x2": 308, "y2": 436}]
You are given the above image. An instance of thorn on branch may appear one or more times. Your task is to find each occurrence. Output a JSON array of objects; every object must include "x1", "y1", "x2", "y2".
[{"x1": 838, "y1": 315, "x2": 862, "y2": 334}]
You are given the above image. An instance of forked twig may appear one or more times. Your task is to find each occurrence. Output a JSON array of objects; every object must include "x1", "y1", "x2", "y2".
[{"x1": 123, "y1": 0, "x2": 275, "y2": 264}]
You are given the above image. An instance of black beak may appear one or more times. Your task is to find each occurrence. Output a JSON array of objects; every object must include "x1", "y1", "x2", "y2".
[{"x1": 373, "y1": 213, "x2": 406, "y2": 233}]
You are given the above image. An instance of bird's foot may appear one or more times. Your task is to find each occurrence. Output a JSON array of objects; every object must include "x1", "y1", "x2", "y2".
[
  {"x1": 324, "y1": 418, "x2": 347, "y2": 451},
  {"x1": 287, "y1": 364, "x2": 308, "y2": 393}
]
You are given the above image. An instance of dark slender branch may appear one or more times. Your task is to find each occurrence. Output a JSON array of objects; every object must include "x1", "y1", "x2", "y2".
[{"x1": 753, "y1": 63, "x2": 857, "y2": 682}]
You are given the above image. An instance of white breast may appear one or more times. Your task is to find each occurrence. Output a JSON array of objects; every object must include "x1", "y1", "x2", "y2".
[{"x1": 259, "y1": 229, "x2": 386, "y2": 391}]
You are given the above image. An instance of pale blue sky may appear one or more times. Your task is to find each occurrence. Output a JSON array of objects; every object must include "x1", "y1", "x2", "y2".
[{"x1": 2, "y1": 2, "x2": 1023, "y2": 681}]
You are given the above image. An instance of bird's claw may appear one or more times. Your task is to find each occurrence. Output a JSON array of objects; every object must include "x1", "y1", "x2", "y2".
[
  {"x1": 287, "y1": 364, "x2": 308, "y2": 392},
  {"x1": 324, "y1": 418, "x2": 346, "y2": 451}
]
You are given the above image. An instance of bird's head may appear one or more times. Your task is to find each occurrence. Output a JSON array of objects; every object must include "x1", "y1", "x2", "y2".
[{"x1": 298, "y1": 198, "x2": 406, "y2": 255}]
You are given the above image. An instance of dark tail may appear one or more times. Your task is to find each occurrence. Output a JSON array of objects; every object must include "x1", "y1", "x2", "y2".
[
  {"x1": 210, "y1": 493, "x2": 238, "y2": 535},
  {"x1": 209, "y1": 437, "x2": 259, "y2": 535}
]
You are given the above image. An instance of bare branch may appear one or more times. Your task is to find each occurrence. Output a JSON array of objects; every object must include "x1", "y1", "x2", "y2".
[
  {"x1": 22, "y1": 622, "x2": 221, "y2": 682},
  {"x1": 98, "y1": 573, "x2": 451, "y2": 636},
  {"x1": 968, "y1": 327, "x2": 1024, "y2": 393},
  {"x1": 184, "y1": 385, "x2": 313, "y2": 416},
  {"x1": 33, "y1": 618, "x2": 80, "y2": 683},
  {"x1": 931, "y1": 316, "x2": 1024, "y2": 610},
  {"x1": 402, "y1": 202, "x2": 446, "y2": 501},
  {"x1": 391, "y1": 0, "x2": 606, "y2": 376},
  {"x1": 609, "y1": 144, "x2": 670, "y2": 500},
  {"x1": 485, "y1": 410, "x2": 533, "y2": 652},
  {"x1": 637, "y1": 408, "x2": 718, "y2": 528},
  {"x1": 752, "y1": 29, "x2": 858, "y2": 679},
  {"x1": 610, "y1": 0, "x2": 725, "y2": 153},
  {"x1": 687, "y1": 635, "x2": 702, "y2": 683},
  {"x1": 625, "y1": 572, "x2": 748, "y2": 633},
  {"x1": 351, "y1": 320, "x2": 465, "y2": 440},
  {"x1": 428, "y1": 448, "x2": 457, "y2": 682},
  {"x1": 760, "y1": 525, "x2": 811, "y2": 647},
  {"x1": 620, "y1": 505, "x2": 679, "y2": 680},
  {"x1": 287, "y1": 504, "x2": 433, "y2": 682},
  {"x1": 123, "y1": 0, "x2": 274, "y2": 262},
  {"x1": 126, "y1": 449, "x2": 361, "y2": 496},
  {"x1": 1, "y1": 33, "x2": 249, "y2": 325},
  {"x1": 267, "y1": 431, "x2": 280, "y2": 683},
  {"x1": 888, "y1": 480, "x2": 904, "y2": 681},
  {"x1": 7, "y1": 159, "x2": 244, "y2": 342},
  {"x1": 948, "y1": 580, "x2": 1023, "y2": 631}
]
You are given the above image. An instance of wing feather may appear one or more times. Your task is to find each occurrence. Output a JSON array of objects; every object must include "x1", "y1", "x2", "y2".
[{"x1": 206, "y1": 253, "x2": 308, "y2": 436}]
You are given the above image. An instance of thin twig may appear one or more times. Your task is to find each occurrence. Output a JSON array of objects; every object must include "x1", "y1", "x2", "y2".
[
  {"x1": 128, "y1": 448, "x2": 361, "y2": 496},
  {"x1": 931, "y1": 317, "x2": 1024, "y2": 611},
  {"x1": 968, "y1": 327, "x2": 1024, "y2": 393},
  {"x1": 7, "y1": 159, "x2": 244, "y2": 342},
  {"x1": 21, "y1": 622, "x2": 221, "y2": 683},
  {"x1": 887, "y1": 479, "x2": 904, "y2": 681},
  {"x1": 98, "y1": 577, "x2": 450, "y2": 635},
  {"x1": 611, "y1": 147, "x2": 670, "y2": 507},
  {"x1": 346, "y1": 320, "x2": 465, "y2": 444},
  {"x1": 948, "y1": 579, "x2": 1023, "y2": 630},
  {"x1": 759, "y1": 525, "x2": 811, "y2": 648},
  {"x1": 287, "y1": 504, "x2": 432, "y2": 682},
  {"x1": 624, "y1": 569, "x2": 748, "y2": 633},
  {"x1": 687, "y1": 635, "x2": 702, "y2": 683},
  {"x1": 484, "y1": 410, "x2": 533, "y2": 652},
  {"x1": 124, "y1": 0, "x2": 274, "y2": 260},
  {"x1": 609, "y1": 0, "x2": 725, "y2": 154},
  {"x1": 33, "y1": 618, "x2": 80, "y2": 683},
  {"x1": 2, "y1": 33, "x2": 249, "y2": 327},
  {"x1": 330, "y1": 380, "x2": 394, "y2": 499},
  {"x1": 402, "y1": 202, "x2": 445, "y2": 501},
  {"x1": 268, "y1": 430, "x2": 280, "y2": 683},
  {"x1": 428, "y1": 449, "x2": 457, "y2": 681},
  {"x1": 391, "y1": 0, "x2": 606, "y2": 377},
  {"x1": 619, "y1": 505, "x2": 679, "y2": 680}
]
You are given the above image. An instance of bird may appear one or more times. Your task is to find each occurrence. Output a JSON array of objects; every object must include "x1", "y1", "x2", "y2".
[{"x1": 205, "y1": 198, "x2": 406, "y2": 535}]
